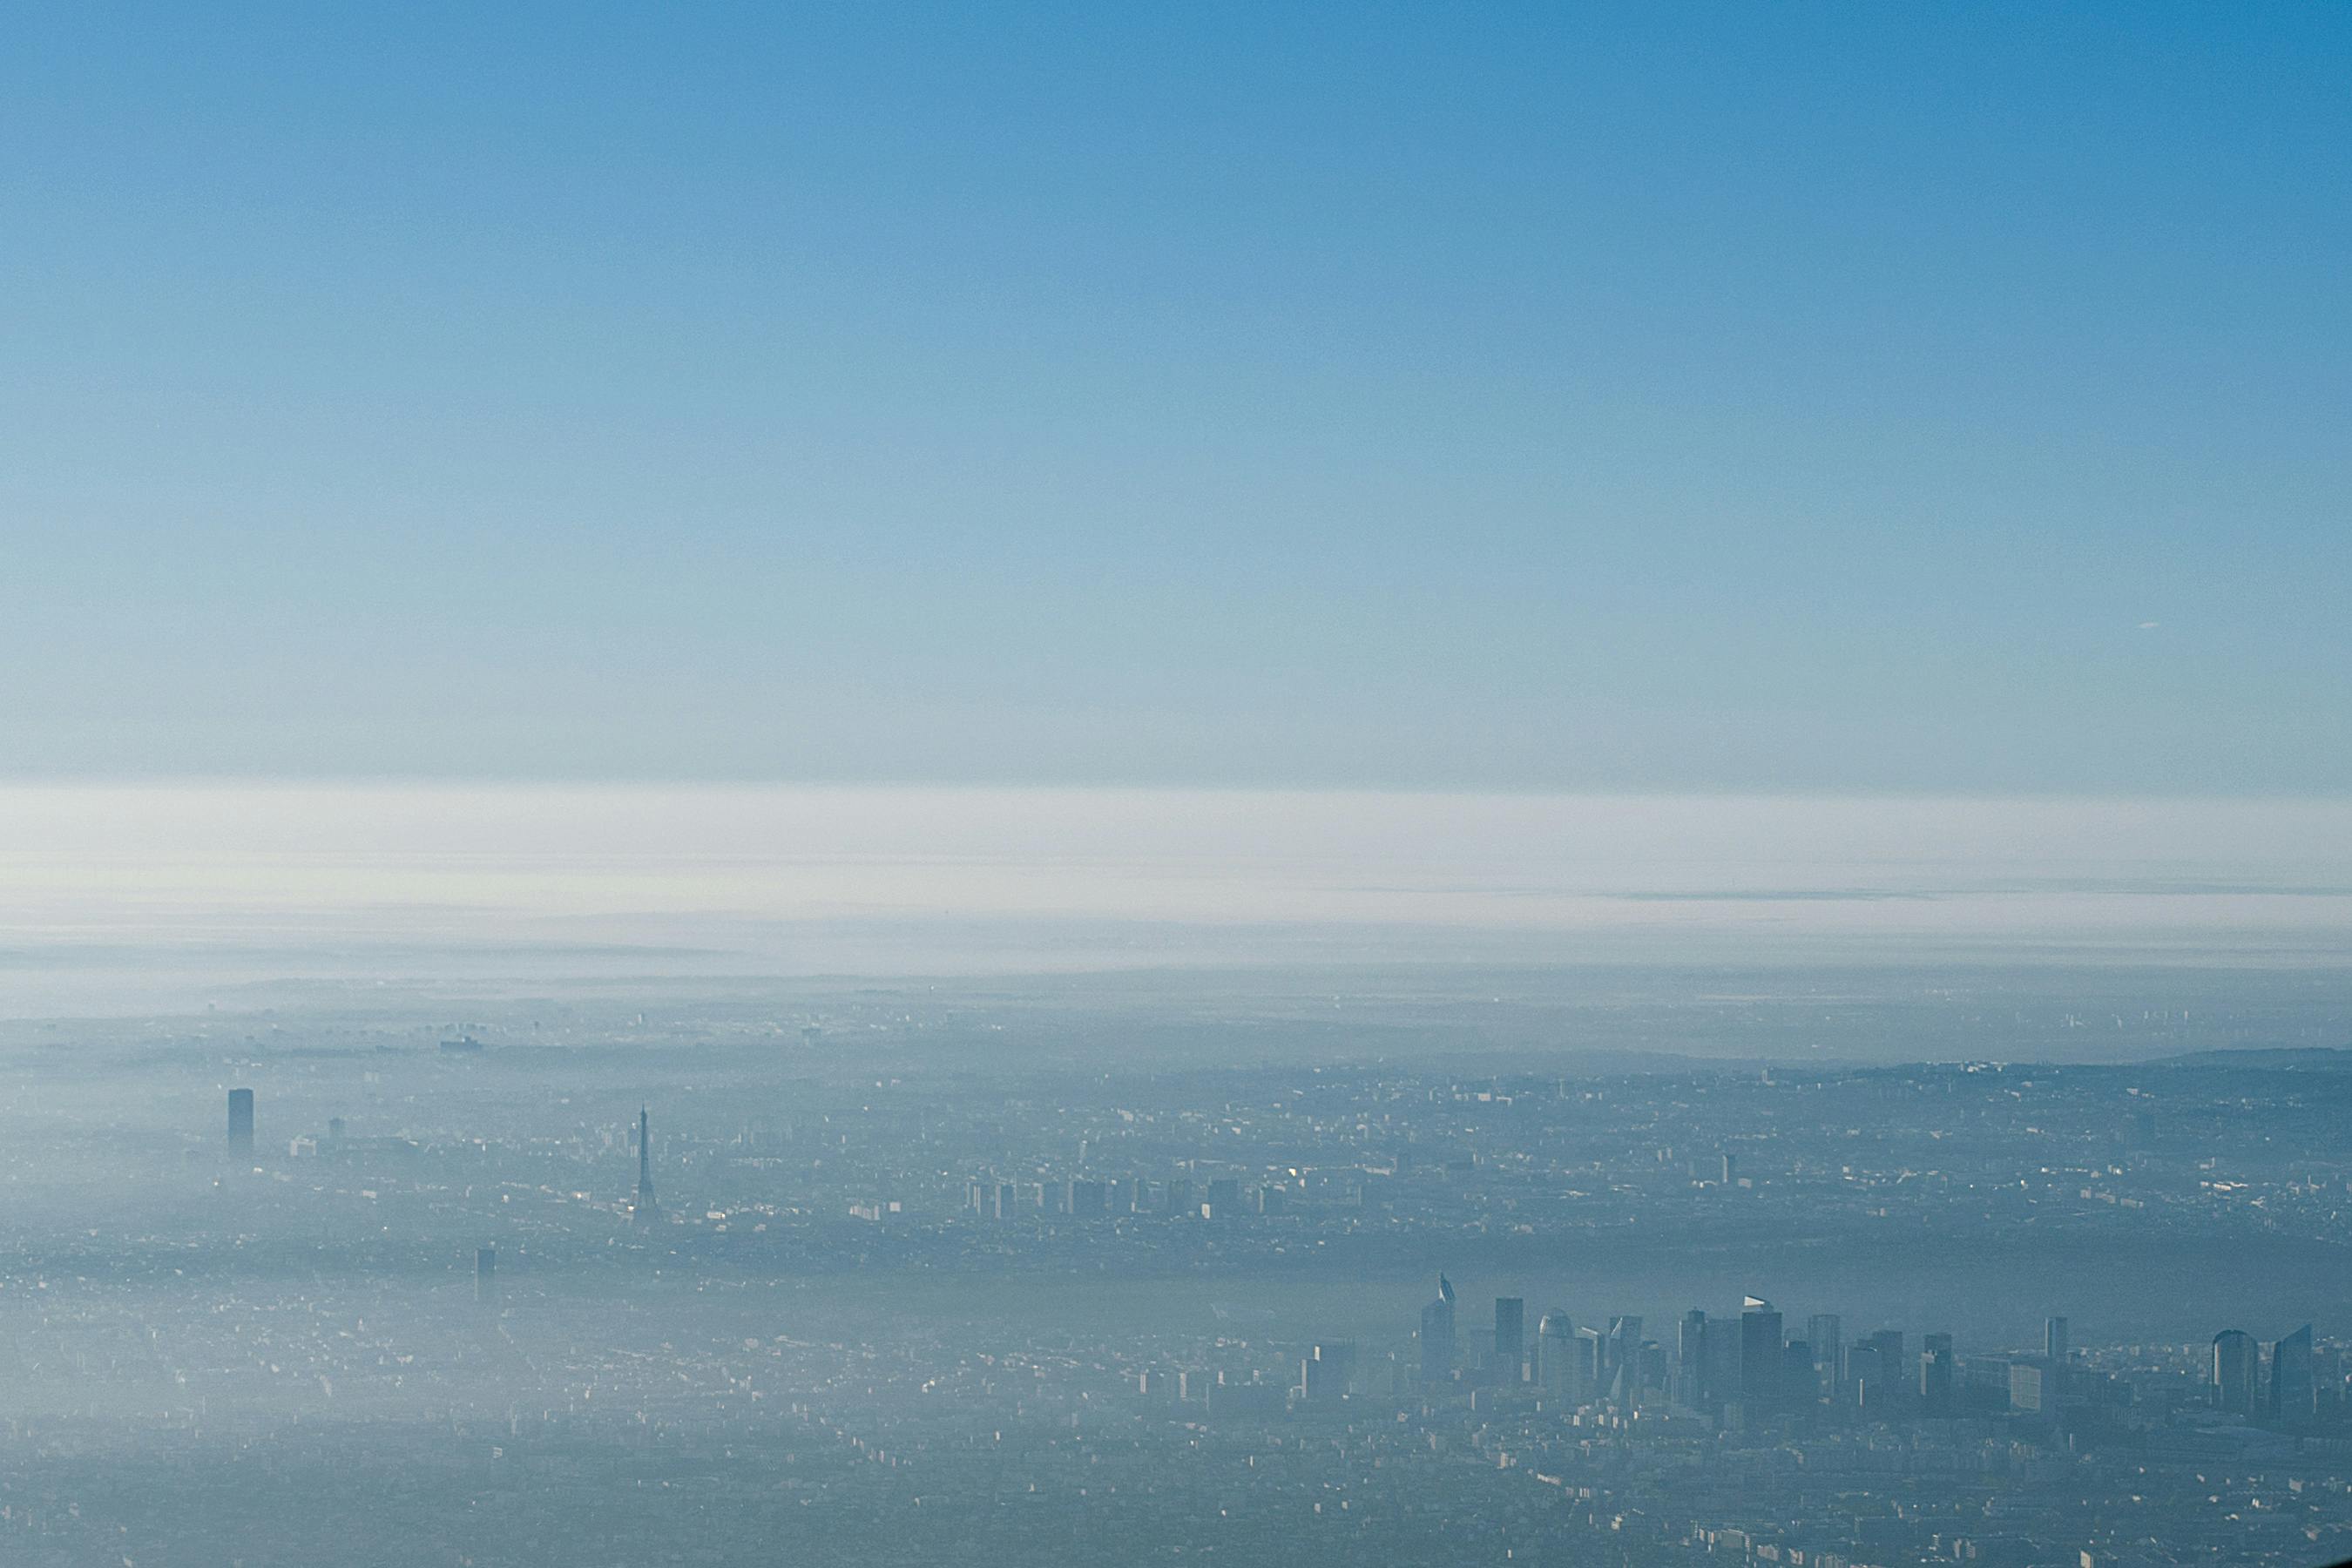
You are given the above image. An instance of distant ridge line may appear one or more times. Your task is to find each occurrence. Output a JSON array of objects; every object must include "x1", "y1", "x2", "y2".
[{"x1": 2149, "y1": 1045, "x2": 2352, "y2": 1070}]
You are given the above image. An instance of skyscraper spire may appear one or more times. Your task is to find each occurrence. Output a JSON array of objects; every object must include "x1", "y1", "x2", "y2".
[{"x1": 633, "y1": 1105, "x2": 658, "y2": 1223}]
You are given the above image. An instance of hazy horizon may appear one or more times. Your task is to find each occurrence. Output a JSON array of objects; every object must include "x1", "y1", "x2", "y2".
[
  {"x1": 8, "y1": 8, "x2": 2352, "y2": 1557},
  {"x1": 4, "y1": 781, "x2": 2349, "y2": 1024}
]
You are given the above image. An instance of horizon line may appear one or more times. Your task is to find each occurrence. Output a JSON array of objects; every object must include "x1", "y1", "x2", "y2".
[{"x1": 3, "y1": 775, "x2": 2352, "y2": 807}]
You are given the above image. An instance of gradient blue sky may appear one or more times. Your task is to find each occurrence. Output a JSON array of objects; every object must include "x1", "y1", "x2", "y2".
[{"x1": 4, "y1": 3, "x2": 2346, "y2": 790}]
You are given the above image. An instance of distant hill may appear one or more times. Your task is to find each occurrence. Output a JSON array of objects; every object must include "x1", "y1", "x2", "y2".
[{"x1": 2153, "y1": 1046, "x2": 2352, "y2": 1071}]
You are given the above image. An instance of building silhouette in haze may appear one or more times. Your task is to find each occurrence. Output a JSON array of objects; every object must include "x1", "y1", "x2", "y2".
[
  {"x1": 1677, "y1": 1310, "x2": 1710, "y2": 1409},
  {"x1": 2044, "y1": 1315, "x2": 2071, "y2": 1402},
  {"x1": 1300, "y1": 1342, "x2": 1355, "y2": 1403},
  {"x1": 1605, "y1": 1315, "x2": 1643, "y2": 1404},
  {"x1": 2268, "y1": 1323, "x2": 2315, "y2": 1428},
  {"x1": 632, "y1": 1106, "x2": 658, "y2": 1224},
  {"x1": 1493, "y1": 1297, "x2": 1524, "y2": 1382},
  {"x1": 1538, "y1": 1311, "x2": 1577, "y2": 1401},
  {"x1": 1808, "y1": 1313, "x2": 1843, "y2": 1399},
  {"x1": 1919, "y1": 1332, "x2": 1956, "y2": 1416},
  {"x1": 1740, "y1": 1298, "x2": 1783, "y2": 1410},
  {"x1": 1419, "y1": 1274, "x2": 1456, "y2": 1382},
  {"x1": 227, "y1": 1088, "x2": 254, "y2": 1156},
  {"x1": 1853, "y1": 1328, "x2": 1905, "y2": 1415},
  {"x1": 2211, "y1": 1328, "x2": 2258, "y2": 1416}
]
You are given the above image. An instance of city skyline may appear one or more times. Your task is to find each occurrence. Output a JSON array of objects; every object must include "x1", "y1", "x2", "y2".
[
  {"x1": 4, "y1": 7, "x2": 2347, "y2": 1565},
  {"x1": 11, "y1": 1017, "x2": 2342, "y2": 1565}
]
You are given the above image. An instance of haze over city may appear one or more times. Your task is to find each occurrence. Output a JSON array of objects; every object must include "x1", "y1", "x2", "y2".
[{"x1": 3, "y1": 5, "x2": 2349, "y2": 1568}]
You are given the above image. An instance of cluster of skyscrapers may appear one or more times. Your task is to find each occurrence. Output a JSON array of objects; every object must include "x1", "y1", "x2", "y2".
[
  {"x1": 2213, "y1": 1323, "x2": 2317, "y2": 1426},
  {"x1": 1416, "y1": 1281, "x2": 1872, "y2": 1418},
  {"x1": 962, "y1": 1173, "x2": 1280, "y2": 1220},
  {"x1": 1404, "y1": 1281, "x2": 2323, "y2": 1433}
]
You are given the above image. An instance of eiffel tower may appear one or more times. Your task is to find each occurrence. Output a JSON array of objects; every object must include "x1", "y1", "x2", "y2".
[{"x1": 632, "y1": 1105, "x2": 659, "y2": 1224}]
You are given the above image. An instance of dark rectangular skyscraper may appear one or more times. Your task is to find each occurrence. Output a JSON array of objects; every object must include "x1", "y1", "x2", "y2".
[
  {"x1": 1678, "y1": 1310, "x2": 1710, "y2": 1408},
  {"x1": 1808, "y1": 1313, "x2": 1843, "y2": 1396},
  {"x1": 1739, "y1": 1301, "x2": 1783, "y2": 1410},
  {"x1": 227, "y1": 1088, "x2": 254, "y2": 1155},
  {"x1": 1919, "y1": 1332, "x2": 1955, "y2": 1416},
  {"x1": 1854, "y1": 1329, "x2": 1905, "y2": 1413},
  {"x1": 1494, "y1": 1297, "x2": 1524, "y2": 1380},
  {"x1": 1301, "y1": 1342, "x2": 1355, "y2": 1402}
]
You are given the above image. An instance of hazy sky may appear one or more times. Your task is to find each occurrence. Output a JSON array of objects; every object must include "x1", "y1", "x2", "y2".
[{"x1": 5, "y1": 4, "x2": 2346, "y2": 789}]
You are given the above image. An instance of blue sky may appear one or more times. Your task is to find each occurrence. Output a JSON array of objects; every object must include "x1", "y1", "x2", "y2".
[{"x1": 3, "y1": 3, "x2": 2346, "y2": 790}]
